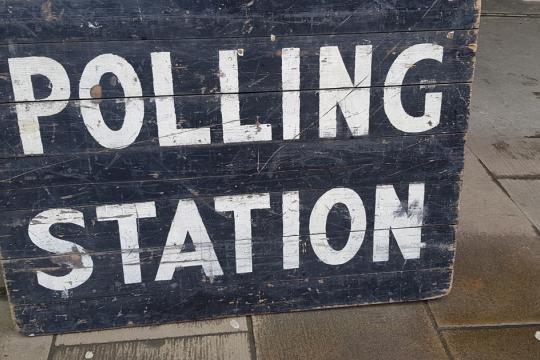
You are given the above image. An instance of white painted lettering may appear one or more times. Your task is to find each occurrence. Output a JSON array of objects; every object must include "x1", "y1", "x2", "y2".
[
  {"x1": 79, "y1": 54, "x2": 144, "y2": 149},
  {"x1": 8, "y1": 57, "x2": 70, "y2": 154},
  {"x1": 214, "y1": 193, "x2": 271, "y2": 273},
  {"x1": 219, "y1": 50, "x2": 272, "y2": 143},
  {"x1": 155, "y1": 199, "x2": 223, "y2": 280},
  {"x1": 282, "y1": 191, "x2": 300, "y2": 269},
  {"x1": 373, "y1": 183, "x2": 425, "y2": 261},
  {"x1": 282, "y1": 48, "x2": 301, "y2": 140},
  {"x1": 151, "y1": 52, "x2": 211, "y2": 146},
  {"x1": 309, "y1": 188, "x2": 366, "y2": 265},
  {"x1": 384, "y1": 44, "x2": 443, "y2": 133},
  {"x1": 96, "y1": 202, "x2": 156, "y2": 284},
  {"x1": 28, "y1": 209, "x2": 93, "y2": 291},
  {"x1": 319, "y1": 45, "x2": 372, "y2": 138}
]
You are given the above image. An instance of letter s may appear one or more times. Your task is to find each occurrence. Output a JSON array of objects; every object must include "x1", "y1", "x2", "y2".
[{"x1": 28, "y1": 209, "x2": 93, "y2": 291}]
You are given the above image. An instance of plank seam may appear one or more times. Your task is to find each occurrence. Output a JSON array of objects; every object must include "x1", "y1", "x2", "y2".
[
  {"x1": 0, "y1": 81, "x2": 474, "y2": 106},
  {"x1": 0, "y1": 26, "x2": 480, "y2": 47}
]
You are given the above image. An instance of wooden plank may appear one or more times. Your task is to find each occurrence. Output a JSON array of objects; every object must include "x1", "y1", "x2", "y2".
[
  {"x1": 0, "y1": 84, "x2": 471, "y2": 157},
  {"x1": 0, "y1": 0, "x2": 480, "y2": 44},
  {"x1": 0, "y1": 159, "x2": 464, "y2": 214},
  {"x1": 4, "y1": 223, "x2": 457, "y2": 305},
  {"x1": 0, "y1": 180, "x2": 461, "y2": 259},
  {"x1": 0, "y1": 133, "x2": 465, "y2": 191},
  {"x1": 12, "y1": 268, "x2": 453, "y2": 335},
  {"x1": 0, "y1": 30, "x2": 477, "y2": 103}
]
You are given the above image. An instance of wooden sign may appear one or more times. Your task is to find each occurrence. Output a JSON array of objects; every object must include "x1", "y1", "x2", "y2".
[{"x1": 0, "y1": 0, "x2": 479, "y2": 335}]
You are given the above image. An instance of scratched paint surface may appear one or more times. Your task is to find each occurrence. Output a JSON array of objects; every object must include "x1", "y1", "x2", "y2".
[{"x1": 0, "y1": 0, "x2": 479, "y2": 335}]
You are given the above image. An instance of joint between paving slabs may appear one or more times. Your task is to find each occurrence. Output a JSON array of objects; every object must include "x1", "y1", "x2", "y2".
[
  {"x1": 246, "y1": 316, "x2": 258, "y2": 360},
  {"x1": 46, "y1": 335, "x2": 56, "y2": 360},
  {"x1": 423, "y1": 301, "x2": 454, "y2": 360},
  {"x1": 467, "y1": 146, "x2": 540, "y2": 239}
]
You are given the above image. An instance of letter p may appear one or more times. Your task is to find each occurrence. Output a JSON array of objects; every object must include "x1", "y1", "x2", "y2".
[{"x1": 8, "y1": 57, "x2": 70, "y2": 154}]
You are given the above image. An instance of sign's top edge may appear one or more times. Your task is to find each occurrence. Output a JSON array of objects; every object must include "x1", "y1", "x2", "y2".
[{"x1": 0, "y1": 0, "x2": 480, "y2": 45}]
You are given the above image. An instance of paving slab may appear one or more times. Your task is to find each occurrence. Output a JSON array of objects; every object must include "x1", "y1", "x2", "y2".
[
  {"x1": 482, "y1": 0, "x2": 540, "y2": 15},
  {"x1": 55, "y1": 317, "x2": 248, "y2": 346},
  {"x1": 428, "y1": 150, "x2": 540, "y2": 326},
  {"x1": 0, "y1": 299, "x2": 52, "y2": 360},
  {"x1": 467, "y1": 136, "x2": 540, "y2": 177},
  {"x1": 500, "y1": 180, "x2": 540, "y2": 230},
  {"x1": 443, "y1": 326, "x2": 540, "y2": 360},
  {"x1": 0, "y1": 263, "x2": 4, "y2": 295},
  {"x1": 50, "y1": 333, "x2": 252, "y2": 360},
  {"x1": 468, "y1": 17, "x2": 540, "y2": 138},
  {"x1": 252, "y1": 303, "x2": 448, "y2": 360}
]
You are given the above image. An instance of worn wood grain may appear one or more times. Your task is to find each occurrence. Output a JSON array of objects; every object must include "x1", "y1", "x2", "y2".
[
  {"x1": 0, "y1": 163, "x2": 464, "y2": 215},
  {"x1": 0, "y1": 0, "x2": 477, "y2": 335},
  {"x1": 0, "y1": 0, "x2": 479, "y2": 44},
  {"x1": 0, "y1": 30, "x2": 477, "y2": 103},
  {"x1": 0, "y1": 180, "x2": 461, "y2": 258},
  {"x1": 0, "y1": 84, "x2": 471, "y2": 157},
  {"x1": 4, "y1": 222, "x2": 457, "y2": 304},
  {"x1": 12, "y1": 267, "x2": 453, "y2": 335},
  {"x1": 0, "y1": 133, "x2": 465, "y2": 191}
]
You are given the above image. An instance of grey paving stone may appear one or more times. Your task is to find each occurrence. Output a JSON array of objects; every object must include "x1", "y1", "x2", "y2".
[
  {"x1": 428, "y1": 150, "x2": 540, "y2": 326},
  {"x1": 252, "y1": 303, "x2": 448, "y2": 360},
  {"x1": 50, "y1": 333, "x2": 252, "y2": 360},
  {"x1": 443, "y1": 326, "x2": 540, "y2": 360},
  {"x1": 500, "y1": 180, "x2": 540, "y2": 230},
  {"x1": 482, "y1": 0, "x2": 540, "y2": 15},
  {"x1": 0, "y1": 299, "x2": 52, "y2": 360},
  {"x1": 55, "y1": 317, "x2": 248, "y2": 346},
  {"x1": 467, "y1": 136, "x2": 540, "y2": 177},
  {"x1": 468, "y1": 17, "x2": 540, "y2": 138}
]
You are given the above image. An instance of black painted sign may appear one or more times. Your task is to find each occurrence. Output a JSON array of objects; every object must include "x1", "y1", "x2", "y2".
[{"x1": 0, "y1": 0, "x2": 479, "y2": 335}]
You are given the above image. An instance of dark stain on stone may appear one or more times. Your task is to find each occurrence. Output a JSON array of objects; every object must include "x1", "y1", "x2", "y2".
[
  {"x1": 144, "y1": 338, "x2": 167, "y2": 349},
  {"x1": 525, "y1": 132, "x2": 540, "y2": 139},
  {"x1": 521, "y1": 75, "x2": 538, "y2": 86},
  {"x1": 532, "y1": 225, "x2": 540, "y2": 239},
  {"x1": 492, "y1": 140, "x2": 517, "y2": 159}
]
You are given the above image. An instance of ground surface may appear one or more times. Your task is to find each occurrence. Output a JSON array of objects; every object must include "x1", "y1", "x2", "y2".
[{"x1": 1, "y1": 2, "x2": 540, "y2": 359}]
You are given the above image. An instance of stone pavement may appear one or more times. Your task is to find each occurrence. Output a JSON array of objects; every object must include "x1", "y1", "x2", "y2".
[{"x1": 1, "y1": 3, "x2": 540, "y2": 359}]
